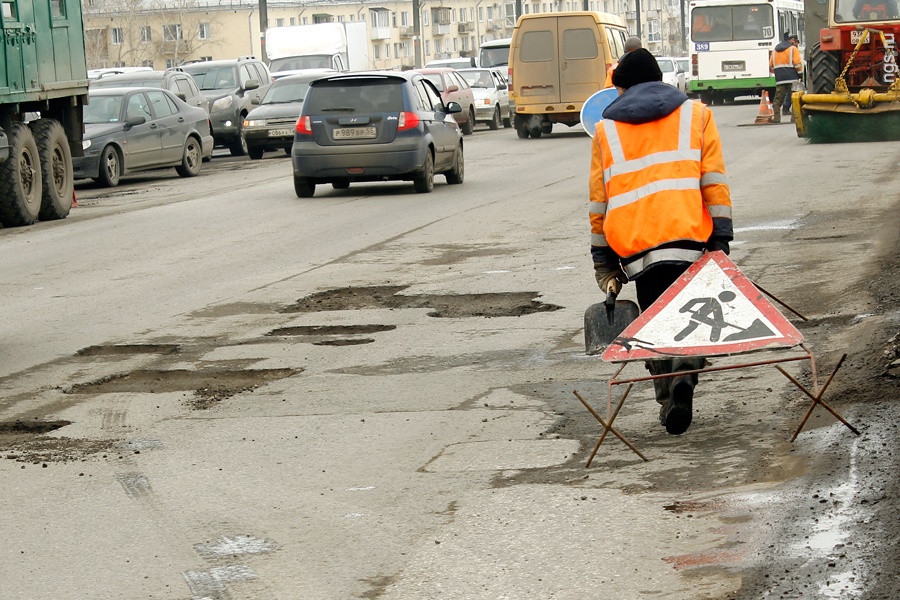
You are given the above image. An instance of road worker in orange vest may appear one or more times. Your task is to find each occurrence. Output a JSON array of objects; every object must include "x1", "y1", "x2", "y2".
[
  {"x1": 604, "y1": 36, "x2": 643, "y2": 88},
  {"x1": 589, "y1": 48, "x2": 733, "y2": 435},
  {"x1": 769, "y1": 33, "x2": 803, "y2": 122}
]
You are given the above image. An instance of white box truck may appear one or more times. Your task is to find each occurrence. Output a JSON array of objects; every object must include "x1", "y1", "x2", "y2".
[{"x1": 265, "y1": 22, "x2": 370, "y2": 78}]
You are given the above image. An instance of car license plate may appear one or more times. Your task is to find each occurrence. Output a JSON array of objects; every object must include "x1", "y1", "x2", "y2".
[
  {"x1": 333, "y1": 126, "x2": 376, "y2": 139},
  {"x1": 721, "y1": 61, "x2": 745, "y2": 72},
  {"x1": 850, "y1": 30, "x2": 869, "y2": 44},
  {"x1": 268, "y1": 129, "x2": 292, "y2": 137}
]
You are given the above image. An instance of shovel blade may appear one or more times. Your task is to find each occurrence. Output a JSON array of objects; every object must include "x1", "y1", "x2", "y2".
[{"x1": 584, "y1": 299, "x2": 641, "y2": 355}]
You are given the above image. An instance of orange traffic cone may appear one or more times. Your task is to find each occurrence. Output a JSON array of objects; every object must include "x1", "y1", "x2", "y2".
[
  {"x1": 72, "y1": 190, "x2": 78, "y2": 207},
  {"x1": 755, "y1": 91, "x2": 774, "y2": 124}
]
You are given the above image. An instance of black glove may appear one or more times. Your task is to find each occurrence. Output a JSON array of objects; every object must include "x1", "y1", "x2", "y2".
[{"x1": 706, "y1": 238, "x2": 730, "y2": 255}]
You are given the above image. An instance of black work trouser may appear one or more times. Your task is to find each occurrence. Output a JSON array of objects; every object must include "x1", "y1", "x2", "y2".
[{"x1": 635, "y1": 263, "x2": 706, "y2": 403}]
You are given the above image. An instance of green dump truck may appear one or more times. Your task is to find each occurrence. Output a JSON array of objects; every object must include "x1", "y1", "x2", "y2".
[{"x1": 0, "y1": 0, "x2": 88, "y2": 227}]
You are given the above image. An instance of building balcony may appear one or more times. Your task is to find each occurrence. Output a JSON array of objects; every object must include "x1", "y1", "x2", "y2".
[
  {"x1": 626, "y1": 11, "x2": 636, "y2": 19},
  {"x1": 371, "y1": 26, "x2": 391, "y2": 40},
  {"x1": 432, "y1": 23, "x2": 451, "y2": 35},
  {"x1": 458, "y1": 21, "x2": 474, "y2": 33},
  {"x1": 399, "y1": 26, "x2": 415, "y2": 38}
]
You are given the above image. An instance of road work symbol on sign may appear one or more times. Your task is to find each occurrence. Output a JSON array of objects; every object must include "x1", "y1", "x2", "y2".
[{"x1": 602, "y1": 251, "x2": 803, "y2": 362}]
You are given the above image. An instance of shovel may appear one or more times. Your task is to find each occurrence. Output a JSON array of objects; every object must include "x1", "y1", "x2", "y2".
[{"x1": 584, "y1": 282, "x2": 641, "y2": 356}]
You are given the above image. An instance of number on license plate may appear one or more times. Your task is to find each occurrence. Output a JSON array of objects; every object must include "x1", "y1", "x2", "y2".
[
  {"x1": 850, "y1": 30, "x2": 869, "y2": 44},
  {"x1": 268, "y1": 129, "x2": 292, "y2": 137},
  {"x1": 722, "y1": 61, "x2": 745, "y2": 72},
  {"x1": 333, "y1": 126, "x2": 376, "y2": 139}
]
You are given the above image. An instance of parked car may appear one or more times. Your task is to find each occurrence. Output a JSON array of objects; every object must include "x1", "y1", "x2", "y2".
[
  {"x1": 675, "y1": 57, "x2": 694, "y2": 96},
  {"x1": 457, "y1": 67, "x2": 511, "y2": 129},
  {"x1": 243, "y1": 70, "x2": 335, "y2": 159},
  {"x1": 656, "y1": 56, "x2": 688, "y2": 94},
  {"x1": 412, "y1": 68, "x2": 476, "y2": 135},
  {"x1": 180, "y1": 57, "x2": 272, "y2": 156},
  {"x1": 90, "y1": 69, "x2": 209, "y2": 115},
  {"x1": 88, "y1": 66, "x2": 153, "y2": 81},
  {"x1": 424, "y1": 57, "x2": 478, "y2": 69},
  {"x1": 74, "y1": 87, "x2": 214, "y2": 187},
  {"x1": 291, "y1": 71, "x2": 464, "y2": 197}
]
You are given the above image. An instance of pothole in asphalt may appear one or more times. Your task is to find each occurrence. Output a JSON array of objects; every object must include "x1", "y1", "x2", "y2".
[
  {"x1": 313, "y1": 338, "x2": 374, "y2": 346},
  {"x1": 268, "y1": 324, "x2": 396, "y2": 336},
  {"x1": 0, "y1": 419, "x2": 71, "y2": 435},
  {"x1": 68, "y1": 369, "x2": 299, "y2": 395},
  {"x1": 76, "y1": 344, "x2": 180, "y2": 356},
  {"x1": 419, "y1": 244, "x2": 517, "y2": 266},
  {"x1": 282, "y1": 285, "x2": 562, "y2": 318}
]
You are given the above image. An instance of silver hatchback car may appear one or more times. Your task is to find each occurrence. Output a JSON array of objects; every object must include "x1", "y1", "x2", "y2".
[{"x1": 291, "y1": 72, "x2": 464, "y2": 197}]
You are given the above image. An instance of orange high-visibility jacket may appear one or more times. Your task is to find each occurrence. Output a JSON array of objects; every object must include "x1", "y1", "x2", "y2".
[
  {"x1": 770, "y1": 44, "x2": 802, "y2": 84},
  {"x1": 589, "y1": 99, "x2": 732, "y2": 279}
]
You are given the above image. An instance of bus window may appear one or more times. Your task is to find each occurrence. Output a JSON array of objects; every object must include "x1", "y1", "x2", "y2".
[{"x1": 691, "y1": 4, "x2": 773, "y2": 42}]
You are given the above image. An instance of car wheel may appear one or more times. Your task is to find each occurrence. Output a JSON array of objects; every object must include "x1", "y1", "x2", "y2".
[
  {"x1": 175, "y1": 136, "x2": 202, "y2": 177},
  {"x1": 413, "y1": 151, "x2": 434, "y2": 193},
  {"x1": 461, "y1": 108, "x2": 475, "y2": 135},
  {"x1": 229, "y1": 126, "x2": 248, "y2": 157},
  {"x1": 31, "y1": 119, "x2": 73, "y2": 221},
  {"x1": 294, "y1": 175, "x2": 315, "y2": 198},
  {"x1": 502, "y1": 113, "x2": 512, "y2": 128},
  {"x1": 248, "y1": 147, "x2": 265, "y2": 160},
  {"x1": 0, "y1": 123, "x2": 42, "y2": 227},
  {"x1": 95, "y1": 145, "x2": 121, "y2": 187},
  {"x1": 284, "y1": 147, "x2": 292, "y2": 156},
  {"x1": 489, "y1": 106, "x2": 501, "y2": 130},
  {"x1": 445, "y1": 144, "x2": 464, "y2": 185},
  {"x1": 529, "y1": 127, "x2": 542, "y2": 139},
  {"x1": 332, "y1": 180, "x2": 350, "y2": 190}
]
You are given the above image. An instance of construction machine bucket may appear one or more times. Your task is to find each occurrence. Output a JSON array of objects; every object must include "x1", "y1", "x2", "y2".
[{"x1": 794, "y1": 88, "x2": 900, "y2": 143}]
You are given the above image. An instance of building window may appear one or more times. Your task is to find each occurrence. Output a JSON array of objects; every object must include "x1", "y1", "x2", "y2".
[
  {"x1": 302, "y1": 16, "x2": 308, "y2": 24},
  {"x1": 422, "y1": 10, "x2": 429, "y2": 26},
  {"x1": 425, "y1": 39, "x2": 430, "y2": 55},
  {"x1": 435, "y1": 39, "x2": 442, "y2": 53},
  {"x1": 392, "y1": 12, "x2": 397, "y2": 27},
  {"x1": 199, "y1": 22, "x2": 211, "y2": 40},
  {"x1": 166, "y1": 59, "x2": 178, "y2": 69},
  {"x1": 478, "y1": 7, "x2": 484, "y2": 20},
  {"x1": 140, "y1": 26, "x2": 152, "y2": 43},
  {"x1": 374, "y1": 44, "x2": 381, "y2": 59},
  {"x1": 163, "y1": 24, "x2": 182, "y2": 41},
  {"x1": 111, "y1": 27, "x2": 124, "y2": 45},
  {"x1": 50, "y1": 0, "x2": 65, "y2": 18},
  {"x1": 338, "y1": 15, "x2": 344, "y2": 22},
  {"x1": 487, "y1": 6, "x2": 494, "y2": 19},
  {"x1": 290, "y1": 17, "x2": 296, "y2": 25},
  {"x1": 275, "y1": 18, "x2": 284, "y2": 27},
  {"x1": 453, "y1": 38, "x2": 458, "y2": 51},
  {"x1": 141, "y1": 60, "x2": 154, "y2": 67},
  {"x1": 394, "y1": 42, "x2": 400, "y2": 56}
]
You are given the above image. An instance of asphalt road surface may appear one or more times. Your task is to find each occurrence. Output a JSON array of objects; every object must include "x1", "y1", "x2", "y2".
[{"x1": 1, "y1": 102, "x2": 898, "y2": 599}]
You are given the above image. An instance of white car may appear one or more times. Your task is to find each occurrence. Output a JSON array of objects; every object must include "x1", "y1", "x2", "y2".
[
  {"x1": 655, "y1": 56, "x2": 687, "y2": 94},
  {"x1": 457, "y1": 67, "x2": 511, "y2": 129},
  {"x1": 675, "y1": 57, "x2": 693, "y2": 96}
]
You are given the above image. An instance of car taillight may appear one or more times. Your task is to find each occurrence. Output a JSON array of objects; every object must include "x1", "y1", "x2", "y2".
[
  {"x1": 691, "y1": 54, "x2": 698, "y2": 78},
  {"x1": 295, "y1": 116, "x2": 312, "y2": 135},
  {"x1": 507, "y1": 67, "x2": 513, "y2": 87},
  {"x1": 397, "y1": 111, "x2": 420, "y2": 131}
]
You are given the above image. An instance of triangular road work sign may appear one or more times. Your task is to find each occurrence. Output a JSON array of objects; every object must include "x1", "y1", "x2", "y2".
[{"x1": 602, "y1": 251, "x2": 803, "y2": 362}]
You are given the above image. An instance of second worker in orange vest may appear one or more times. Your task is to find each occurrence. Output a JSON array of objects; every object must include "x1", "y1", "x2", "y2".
[{"x1": 589, "y1": 48, "x2": 733, "y2": 435}]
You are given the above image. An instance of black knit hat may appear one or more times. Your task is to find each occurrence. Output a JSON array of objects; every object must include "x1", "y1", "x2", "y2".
[{"x1": 612, "y1": 48, "x2": 663, "y2": 89}]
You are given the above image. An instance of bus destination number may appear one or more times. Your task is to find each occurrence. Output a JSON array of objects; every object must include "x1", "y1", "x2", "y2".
[{"x1": 695, "y1": 42, "x2": 710, "y2": 52}]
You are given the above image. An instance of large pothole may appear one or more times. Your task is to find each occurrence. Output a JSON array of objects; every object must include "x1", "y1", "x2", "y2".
[
  {"x1": 68, "y1": 368, "x2": 299, "y2": 395},
  {"x1": 76, "y1": 344, "x2": 180, "y2": 357},
  {"x1": 282, "y1": 286, "x2": 562, "y2": 318}
]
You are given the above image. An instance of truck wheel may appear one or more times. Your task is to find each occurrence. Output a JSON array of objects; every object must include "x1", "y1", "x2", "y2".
[
  {"x1": 488, "y1": 107, "x2": 501, "y2": 130},
  {"x1": 809, "y1": 43, "x2": 840, "y2": 94},
  {"x1": 175, "y1": 136, "x2": 202, "y2": 177},
  {"x1": 31, "y1": 119, "x2": 73, "y2": 221},
  {"x1": 294, "y1": 175, "x2": 315, "y2": 198},
  {"x1": 502, "y1": 112, "x2": 512, "y2": 128},
  {"x1": 95, "y1": 145, "x2": 121, "y2": 187},
  {"x1": 0, "y1": 123, "x2": 43, "y2": 227},
  {"x1": 413, "y1": 151, "x2": 434, "y2": 193}
]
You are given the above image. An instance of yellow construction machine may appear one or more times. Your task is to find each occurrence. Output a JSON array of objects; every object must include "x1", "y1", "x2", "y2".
[{"x1": 794, "y1": 0, "x2": 900, "y2": 142}]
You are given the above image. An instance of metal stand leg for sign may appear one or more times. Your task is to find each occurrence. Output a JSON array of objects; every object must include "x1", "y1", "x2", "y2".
[{"x1": 573, "y1": 346, "x2": 859, "y2": 466}]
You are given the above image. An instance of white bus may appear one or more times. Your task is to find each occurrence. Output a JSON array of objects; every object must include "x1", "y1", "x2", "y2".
[{"x1": 688, "y1": 0, "x2": 805, "y2": 104}]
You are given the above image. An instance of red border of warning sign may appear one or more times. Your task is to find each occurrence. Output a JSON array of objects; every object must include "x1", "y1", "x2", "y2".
[{"x1": 602, "y1": 251, "x2": 804, "y2": 362}]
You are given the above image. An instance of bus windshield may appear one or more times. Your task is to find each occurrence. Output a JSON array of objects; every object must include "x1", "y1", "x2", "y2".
[{"x1": 691, "y1": 4, "x2": 775, "y2": 42}]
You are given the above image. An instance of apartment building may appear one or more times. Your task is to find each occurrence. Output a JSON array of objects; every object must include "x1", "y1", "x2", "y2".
[{"x1": 82, "y1": 0, "x2": 684, "y2": 71}]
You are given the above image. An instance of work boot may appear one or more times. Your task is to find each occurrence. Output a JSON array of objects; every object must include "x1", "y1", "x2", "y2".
[
  {"x1": 772, "y1": 115, "x2": 781, "y2": 124},
  {"x1": 782, "y1": 108, "x2": 791, "y2": 116},
  {"x1": 663, "y1": 358, "x2": 705, "y2": 435}
]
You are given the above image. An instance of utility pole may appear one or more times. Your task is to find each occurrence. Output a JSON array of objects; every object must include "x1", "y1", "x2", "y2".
[
  {"x1": 259, "y1": 0, "x2": 268, "y2": 63},
  {"x1": 413, "y1": 0, "x2": 422, "y2": 68},
  {"x1": 635, "y1": 0, "x2": 642, "y2": 42}
]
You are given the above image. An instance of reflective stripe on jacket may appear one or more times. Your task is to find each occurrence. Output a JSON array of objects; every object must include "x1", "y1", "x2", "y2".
[
  {"x1": 770, "y1": 44, "x2": 802, "y2": 84},
  {"x1": 589, "y1": 99, "x2": 732, "y2": 279}
]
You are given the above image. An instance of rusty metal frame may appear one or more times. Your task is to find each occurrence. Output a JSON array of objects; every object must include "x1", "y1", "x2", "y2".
[{"x1": 574, "y1": 344, "x2": 859, "y2": 467}]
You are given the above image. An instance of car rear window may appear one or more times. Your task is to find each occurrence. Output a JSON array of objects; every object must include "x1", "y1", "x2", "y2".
[
  {"x1": 182, "y1": 66, "x2": 236, "y2": 90},
  {"x1": 305, "y1": 80, "x2": 404, "y2": 113},
  {"x1": 420, "y1": 74, "x2": 445, "y2": 92},
  {"x1": 263, "y1": 80, "x2": 312, "y2": 104}
]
